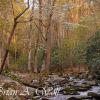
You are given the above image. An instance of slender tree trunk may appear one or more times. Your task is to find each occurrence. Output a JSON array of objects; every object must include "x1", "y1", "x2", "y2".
[
  {"x1": 28, "y1": 38, "x2": 32, "y2": 72},
  {"x1": 45, "y1": 25, "x2": 52, "y2": 71},
  {"x1": 0, "y1": 0, "x2": 30, "y2": 74},
  {"x1": 0, "y1": 20, "x2": 17, "y2": 74},
  {"x1": 33, "y1": 27, "x2": 40, "y2": 73},
  {"x1": 33, "y1": 0, "x2": 43, "y2": 73},
  {"x1": 28, "y1": 9, "x2": 33, "y2": 72},
  {"x1": 5, "y1": 53, "x2": 10, "y2": 70},
  {"x1": 28, "y1": 0, "x2": 36, "y2": 72},
  {"x1": 45, "y1": 0, "x2": 56, "y2": 72},
  {"x1": 33, "y1": 46, "x2": 38, "y2": 73},
  {"x1": 0, "y1": 46, "x2": 1, "y2": 67},
  {"x1": 28, "y1": 51, "x2": 32, "y2": 72}
]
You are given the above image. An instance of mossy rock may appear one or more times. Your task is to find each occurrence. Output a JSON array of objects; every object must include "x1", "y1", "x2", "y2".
[
  {"x1": 75, "y1": 84, "x2": 91, "y2": 92},
  {"x1": 3, "y1": 82, "x2": 17, "y2": 89},
  {"x1": 62, "y1": 87, "x2": 78, "y2": 95}
]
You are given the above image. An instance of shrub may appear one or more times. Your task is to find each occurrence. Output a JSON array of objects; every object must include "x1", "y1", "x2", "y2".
[{"x1": 86, "y1": 30, "x2": 100, "y2": 78}]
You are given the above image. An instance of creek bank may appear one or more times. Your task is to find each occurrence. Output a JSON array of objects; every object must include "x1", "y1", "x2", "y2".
[{"x1": 0, "y1": 72, "x2": 100, "y2": 100}]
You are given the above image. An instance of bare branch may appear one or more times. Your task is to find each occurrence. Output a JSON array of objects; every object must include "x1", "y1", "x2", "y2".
[
  {"x1": 34, "y1": 21, "x2": 47, "y2": 41},
  {"x1": 11, "y1": 0, "x2": 15, "y2": 19},
  {"x1": 17, "y1": 18, "x2": 33, "y2": 23},
  {"x1": 34, "y1": 18, "x2": 48, "y2": 27},
  {"x1": 15, "y1": 0, "x2": 30, "y2": 20}
]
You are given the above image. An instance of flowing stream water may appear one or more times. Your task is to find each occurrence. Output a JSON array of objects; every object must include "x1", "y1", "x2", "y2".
[{"x1": 48, "y1": 85, "x2": 100, "y2": 100}]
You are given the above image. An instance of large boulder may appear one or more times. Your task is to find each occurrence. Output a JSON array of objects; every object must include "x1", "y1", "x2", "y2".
[
  {"x1": 61, "y1": 86, "x2": 78, "y2": 95},
  {"x1": 88, "y1": 92, "x2": 100, "y2": 100}
]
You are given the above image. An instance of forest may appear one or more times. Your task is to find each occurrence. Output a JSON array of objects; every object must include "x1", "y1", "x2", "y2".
[{"x1": 0, "y1": 0, "x2": 100, "y2": 100}]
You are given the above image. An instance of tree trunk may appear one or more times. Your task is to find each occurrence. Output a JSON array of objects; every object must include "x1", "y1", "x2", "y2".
[
  {"x1": 33, "y1": 30, "x2": 40, "y2": 73},
  {"x1": 0, "y1": 47, "x2": 2, "y2": 67},
  {"x1": 28, "y1": 12, "x2": 33, "y2": 72},
  {"x1": 45, "y1": 26, "x2": 52, "y2": 71},
  {"x1": 0, "y1": 21, "x2": 17, "y2": 74},
  {"x1": 33, "y1": 48, "x2": 38, "y2": 73},
  {"x1": 28, "y1": 40, "x2": 32, "y2": 72},
  {"x1": 45, "y1": 0, "x2": 56, "y2": 72},
  {"x1": 33, "y1": 0, "x2": 43, "y2": 73},
  {"x1": 0, "y1": 0, "x2": 30, "y2": 74}
]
